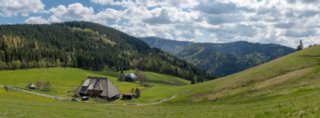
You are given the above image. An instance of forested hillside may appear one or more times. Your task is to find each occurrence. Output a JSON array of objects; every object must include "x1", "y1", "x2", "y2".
[
  {"x1": 142, "y1": 37, "x2": 294, "y2": 77},
  {"x1": 0, "y1": 21, "x2": 213, "y2": 82}
]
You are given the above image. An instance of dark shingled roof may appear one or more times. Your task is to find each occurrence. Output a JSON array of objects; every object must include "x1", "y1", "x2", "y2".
[{"x1": 77, "y1": 77, "x2": 120, "y2": 99}]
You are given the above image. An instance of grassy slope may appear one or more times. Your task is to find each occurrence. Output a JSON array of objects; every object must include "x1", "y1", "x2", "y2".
[
  {"x1": 1, "y1": 86, "x2": 320, "y2": 118},
  {"x1": 1, "y1": 46, "x2": 320, "y2": 117},
  {"x1": 174, "y1": 45, "x2": 320, "y2": 103},
  {"x1": 0, "y1": 68, "x2": 189, "y2": 101}
]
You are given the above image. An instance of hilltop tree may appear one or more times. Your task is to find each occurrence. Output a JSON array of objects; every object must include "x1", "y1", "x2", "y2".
[
  {"x1": 297, "y1": 40, "x2": 304, "y2": 51},
  {"x1": 35, "y1": 80, "x2": 52, "y2": 91},
  {"x1": 191, "y1": 75, "x2": 198, "y2": 84}
]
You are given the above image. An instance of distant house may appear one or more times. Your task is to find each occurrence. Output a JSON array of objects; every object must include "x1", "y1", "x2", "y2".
[
  {"x1": 121, "y1": 93, "x2": 134, "y2": 100},
  {"x1": 27, "y1": 83, "x2": 37, "y2": 90},
  {"x1": 125, "y1": 73, "x2": 137, "y2": 82},
  {"x1": 76, "y1": 77, "x2": 120, "y2": 101}
]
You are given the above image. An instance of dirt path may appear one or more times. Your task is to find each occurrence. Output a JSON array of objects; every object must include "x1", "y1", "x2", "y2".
[
  {"x1": 1, "y1": 85, "x2": 71, "y2": 100},
  {"x1": 126, "y1": 95, "x2": 176, "y2": 106},
  {"x1": 0, "y1": 85, "x2": 176, "y2": 106}
]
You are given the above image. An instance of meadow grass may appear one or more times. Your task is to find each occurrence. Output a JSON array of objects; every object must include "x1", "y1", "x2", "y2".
[
  {"x1": 1, "y1": 46, "x2": 320, "y2": 117},
  {"x1": 172, "y1": 45, "x2": 320, "y2": 103},
  {"x1": 0, "y1": 67, "x2": 189, "y2": 100},
  {"x1": 1, "y1": 86, "x2": 320, "y2": 118}
]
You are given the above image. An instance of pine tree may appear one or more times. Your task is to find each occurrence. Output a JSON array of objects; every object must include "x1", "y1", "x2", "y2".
[{"x1": 297, "y1": 40, "x2": 304, "y2": 51}]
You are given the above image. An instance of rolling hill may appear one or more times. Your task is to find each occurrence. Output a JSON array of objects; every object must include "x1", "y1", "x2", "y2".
[
  {"x1": 0, "y1": 22, "x2": 212, "y2": 82},
  {"x1": 142, "y1": 37, "x2": 295, "y2": 77},
  {"x1": 0, "y1": 45, "x2": 319, "y2": 117},
  {"x1": 173, "y1": 45, "x2": 320, "y2": 103}
]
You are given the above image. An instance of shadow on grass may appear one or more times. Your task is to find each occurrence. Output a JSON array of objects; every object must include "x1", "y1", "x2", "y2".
[
  {"x1": 300, "y1": 54, "x2": 320, "y2": 58},
  {"x1": 146, "y1": 79, "x2": 186, "y2": 86}
]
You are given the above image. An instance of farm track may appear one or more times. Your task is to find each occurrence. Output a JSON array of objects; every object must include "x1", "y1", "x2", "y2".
[
  {"x1": 122, "y1": 95, "x2": 176, "y2": 106},
  {"x1": 0, "y1": 85, "x2": 176, "y2": 106},
  {"x1": 1, "y1": 85, "x2": 71, "y2": 100}
]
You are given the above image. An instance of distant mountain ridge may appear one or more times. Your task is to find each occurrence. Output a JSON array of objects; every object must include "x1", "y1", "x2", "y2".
[
  {"x1": 141, "y1": 37, "x2": 193, "y2": 55},
  {"x1": 141, "y1": 37, "x2": 295, "y2": 77}
]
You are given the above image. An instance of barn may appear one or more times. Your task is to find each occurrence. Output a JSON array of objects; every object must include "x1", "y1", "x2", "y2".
[
  {"x1": 125, "y1": 73, "x2": 137, "y2": 82},
  {"x1": 77, "y1": 77, "x2": 120, "y2": 100}
]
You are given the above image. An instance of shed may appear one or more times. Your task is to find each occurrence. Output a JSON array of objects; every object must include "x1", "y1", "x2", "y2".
[
  {"x1": 27, "y1": 83, "x2": 37, "y2": 90},
  {"x1": 125, "y1": 73, "x2": 137, "y2": 82},
  {"x1": 121, "y1": 93, "x2": 134, "y2": 100},
  {"x1": 77, "y1": 77, "x2": 120, "y2": 100}
]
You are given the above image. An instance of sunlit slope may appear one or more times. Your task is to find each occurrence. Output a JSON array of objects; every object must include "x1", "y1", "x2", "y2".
[
  {"x1": 175, "y1": 45, "x2": 320, "y2": 103},
  {"x1": 1, "y1": 46, "x2": 320, "y2": 117},
  {"x1": 0, "y1": 68, "x2": 189, "y2": 96}
]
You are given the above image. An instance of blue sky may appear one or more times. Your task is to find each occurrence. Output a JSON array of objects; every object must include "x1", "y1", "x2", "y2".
[{"x1": 0, "y1": 0, "x2": 319, "y2": 48}]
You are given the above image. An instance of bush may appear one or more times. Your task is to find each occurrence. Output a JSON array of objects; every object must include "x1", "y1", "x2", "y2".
[
  {"x1": 135, "y1": 69, "x2": 148, "y2": 84},
  {"x1": 35, "y1": 80, "x2": 52, "y2": 91},
  {"x1": 118, "y1": 70, "x2": 125, "y2": 81},
  {"x1": 134, "y1": 88, "x2": 140, "y2": 98}
]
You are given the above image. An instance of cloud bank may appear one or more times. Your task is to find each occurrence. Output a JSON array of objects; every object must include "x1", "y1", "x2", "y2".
[
  {"x1": 0, "y1": 0, "x2": 44, "y2": 17},
  {"x1": 1, "y1": 0, "x2": 319, "y2": 48}
]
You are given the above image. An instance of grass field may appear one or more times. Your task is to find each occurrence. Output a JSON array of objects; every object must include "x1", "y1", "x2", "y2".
[
  {"x1": 173, "y1": 45, "x2": 320, "y2": 103},
  {"x1": 0, "y1": 67, "x2": 189, "y2": 102},
  {"x1": 1, "y1": 86, "x2": 320, "y2": 118},
  {"x1": 1, "y1": 46, "x2": 320, "y2": 117}
]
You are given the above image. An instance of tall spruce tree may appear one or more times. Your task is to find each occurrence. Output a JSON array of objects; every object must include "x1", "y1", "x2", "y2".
[{"x1": 297, "y1": 40, "x2": 304, "y2": 51}]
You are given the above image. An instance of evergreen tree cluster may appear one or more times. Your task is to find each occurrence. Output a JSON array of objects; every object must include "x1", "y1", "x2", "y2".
[{"x1": 0, "y1": 21, "x2": 214, "y2": 83}]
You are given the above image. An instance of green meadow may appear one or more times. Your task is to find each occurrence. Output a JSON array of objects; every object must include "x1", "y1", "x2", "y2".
[
  {"x1": 0, "y1": 67, "x2": 189, "y2": 102},
  {"x1": 1, "y1": 45, "x2": 320, "y2": 117}
]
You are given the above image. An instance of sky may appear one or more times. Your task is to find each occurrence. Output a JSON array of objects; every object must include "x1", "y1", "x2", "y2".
[{"x1": 0, "y1": 0, "x2": 319, "y2": 48}]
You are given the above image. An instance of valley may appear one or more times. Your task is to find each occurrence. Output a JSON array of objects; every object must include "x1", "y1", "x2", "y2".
[{"x1": 142, "y1": 37, "x2": 295, "y2": 77}]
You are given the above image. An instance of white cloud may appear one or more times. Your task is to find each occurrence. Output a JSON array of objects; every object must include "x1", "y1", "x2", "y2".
[
  {"x1": 49, "y1": 3, "x2": 94, "y2": 22},
  {"x1": 49, "y1": 5, "x2": 67, "y2": 17},
  {"x1": 143, "y1": 7, "x2": 199, "y2": 25},
  {"x1": 90, "y1": 0, "x2": 113, "y2": 5},
  {"x1": 197, "y1": 1, "x2": 253, "y2": 15},
  {"x1": 0, "y1": 0, "x2": 45, "y2": 17},
  {"x1": 24, "y1": 16, "x2": 48, "y2": 24},
  {"x1": 143, "y1": 9, "x2": 172, "y2": 24},
  {"x1": 90, "y1": 0, "x2": 199, "y2": 8},
  {"x1": 47, "y1": 2, "x2": 125, "y2": 24},
  {"x1": 94, "y1": 8, "x2": 124, "y2": 23}
]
